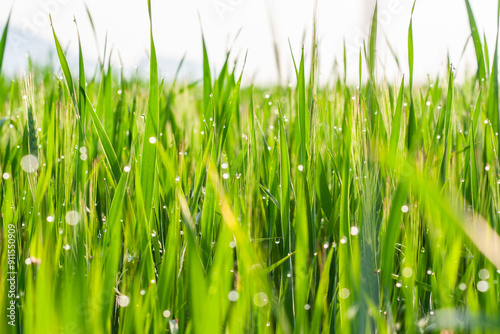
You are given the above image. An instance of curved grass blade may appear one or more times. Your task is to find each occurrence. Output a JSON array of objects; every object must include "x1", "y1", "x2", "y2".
[
  {"x1": 464, "y1": 0, "x2": 487, "y2": 81},
  {"x1": 82, "y1": 88, "x2": 121, "y2": 183},
  {"x1": 0, "y1": 10, "x2": 11, "y2": 75},
  {"x1": 50, "y1": 15, "x2": 79, "y2": 115},
  {"x1": 389, "y1": 77, "x2": 404, "y2": 166}
]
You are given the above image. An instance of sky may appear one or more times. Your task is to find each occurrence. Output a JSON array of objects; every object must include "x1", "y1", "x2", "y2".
[{"x1": 0, "y1": 0, "x2": 498, "y2": 85}]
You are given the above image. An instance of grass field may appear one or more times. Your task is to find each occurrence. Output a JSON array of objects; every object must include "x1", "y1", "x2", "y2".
[{"x1": 1, "y1": 1, "x2": 500, "y2": 333}]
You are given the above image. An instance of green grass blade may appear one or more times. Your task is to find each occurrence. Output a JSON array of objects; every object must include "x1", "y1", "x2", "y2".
[
  {"x1": 389, "y1": 78, "x2": 404, "y2": 166},
  {"x1": 141, "y1": 2, "x2": 160, "y2": 216},
  {"x1": 82, "y1": 88, "x2": 121, "y2": 183},
  {"x1": 464, "y1": 0, "x2": 487, "y2": 80},
  {"x1": 0, "y1": 10, "x2": 11, "y2": 75},
  {"x1": 50, "y1": 15, "x2": 79, "y2": 114}
]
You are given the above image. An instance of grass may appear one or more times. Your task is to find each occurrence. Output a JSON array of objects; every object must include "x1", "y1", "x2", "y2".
[{"x1": 1, "y1": 1, "x2": 500, "y2": 333}]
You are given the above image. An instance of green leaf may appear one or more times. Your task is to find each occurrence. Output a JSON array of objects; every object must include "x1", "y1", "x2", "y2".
[
  {"x1": 0, "y1": 10, "x2": 11, "y2": 75},
  {"x1": 141, "y1": 10, "x2": 160, "y2": 216},
  {"x1": 389, "y1": 77, "x2": 404, "y2": 166},
  {"x1": 50, "y1": 15, "x2": 79, "y2": 114},
  {"x1": 380, "y1": 180, "x2": 409, "y2": 299},
  {"x1": 82, "y1": 89, "x2": 121, "y2": 183},
  {"x1": 464, "y1": 0, "x2": 487, "y2": 80}
]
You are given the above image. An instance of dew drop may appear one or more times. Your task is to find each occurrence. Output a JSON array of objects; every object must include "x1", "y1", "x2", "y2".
[
  {"x1": 477, "y1": 280, "x2": 489, "y2": 292},
  {"x1": 65, "y1": 211, "x2": 80, "y2": 226},
  {"x1": 118, "y1": 295, "x2": 130, "y2": 307},
  {"x1": 21, "y1": 155, "x2": 39, "y2": 173},
  {"x1": 339, "y1": 288, "x2": 350, "y2": 299},
  {"x1": 402, "y1": 267, "x2": 413, "y2": 278},
  {"x1": 228, "y1": 290, "x2": 239, "y2": 302},
  {"x1": 253, "y1": 292, "x2": 268, "y2": 307}
]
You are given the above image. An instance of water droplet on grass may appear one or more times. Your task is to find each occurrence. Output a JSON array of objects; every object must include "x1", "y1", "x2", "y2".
[
  {"x1": 21, "y1": 155, "x2": 39, "y2": 173},
  {"x1": 65, "y1": 211, "x2": 80, "y2": 226},
  {"x1": 477, "y1": 280, "x2": 489, "y2": 292},
  {"x1": 253, "y1": 292, "x2": 268, "y2": 307},
  {"x1": 339, "y1": 288, "x2": 350, "y2": 299},
  {"x1": 228, "y1": 290, "x2": 239, "y2": 301},
  {"x1": 478, "y1": 268, "x2": 490, "y2": 280},
  {"x1": 118, "y1": 295, "x2": 130, "y2": 307},
  {"x1": 402, "y1": 267, "x2": 413, "y2": 278}
]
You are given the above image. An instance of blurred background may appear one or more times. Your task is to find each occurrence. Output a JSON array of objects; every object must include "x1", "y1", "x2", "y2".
[{"x1": 0, "y1": 0, "x2": 497, "y2": 85}]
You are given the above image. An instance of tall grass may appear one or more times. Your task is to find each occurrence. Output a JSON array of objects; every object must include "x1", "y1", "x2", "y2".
[{"x1": 1, "y1": 1, "x2": 500, "y2": 333}]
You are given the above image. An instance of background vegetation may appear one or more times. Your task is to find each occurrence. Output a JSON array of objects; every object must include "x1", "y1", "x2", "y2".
[{"x1": 1, "y1": 0, "x2": 500, "y2": 333}]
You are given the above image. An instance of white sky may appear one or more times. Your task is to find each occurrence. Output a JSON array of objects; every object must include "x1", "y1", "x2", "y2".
[{"x1": 0, "y1": 0, "x2": 498, "y2": 85}]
